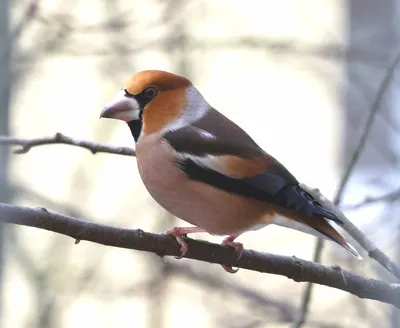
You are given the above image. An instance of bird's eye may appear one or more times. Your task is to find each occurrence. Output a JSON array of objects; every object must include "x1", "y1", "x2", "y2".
[{"x1": 143, "y1": 87, "x2": 158, "y2": 99}]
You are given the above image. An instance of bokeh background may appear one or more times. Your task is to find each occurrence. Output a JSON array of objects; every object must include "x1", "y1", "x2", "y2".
[{"x1": 1, "y1": 0, "x2": 400, "y2": 327}]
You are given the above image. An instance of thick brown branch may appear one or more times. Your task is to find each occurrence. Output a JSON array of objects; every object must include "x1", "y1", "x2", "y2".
[
  {"x1": 0, "y1": 133, "x2": 135, "y2": 156},
  {"x1": 0, "y1": 203, "x2": 400, "y2": 309}
]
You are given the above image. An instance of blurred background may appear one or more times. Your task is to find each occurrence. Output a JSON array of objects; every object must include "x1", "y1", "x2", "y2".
[{"x1": 1, "y1": 0, "x2": 400, "y2": 327}]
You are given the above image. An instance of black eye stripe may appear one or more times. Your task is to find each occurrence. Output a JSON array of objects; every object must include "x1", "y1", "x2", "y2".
[
  {"x1": 123, "y1": 87, "x2": 159, "y2": 111},
  {"x1": 123, "y1": 88, "x2": 135, "y2": 98}
]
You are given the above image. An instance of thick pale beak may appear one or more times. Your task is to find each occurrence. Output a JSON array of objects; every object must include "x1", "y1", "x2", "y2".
[{"x1": 100, "y1": 90, "x2": 141, "y2": 122}]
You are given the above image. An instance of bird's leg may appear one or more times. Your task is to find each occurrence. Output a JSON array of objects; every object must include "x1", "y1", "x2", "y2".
[
  {"x1": 222, "y1": 235, "x2": 244, "y2": 253},
  {"x1": 164, "y1": 228, "x2": 243, "y2": 273},
  {"x1": 221, "y1": 235, "x2": 243, "y2": 274},
  {"x1": 163, "y1": 226, "x2": 205, "y2": 259}
]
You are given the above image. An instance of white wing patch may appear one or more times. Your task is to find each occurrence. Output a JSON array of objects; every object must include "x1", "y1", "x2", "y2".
[
  {"x1": 178, "y1": 153, "x2": 220, "y2": 167},
  {"x1": 198, "y1": 129, "x2": 215, "y2": 139}
]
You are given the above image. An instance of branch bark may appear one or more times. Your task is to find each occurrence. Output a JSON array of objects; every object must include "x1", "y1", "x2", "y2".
[
  {"x1": 0, "y1": 132, "x2": 136, "y2": 156},
  {"x1": 0, "y1": 203, "x2": 400, "y2": 309}
]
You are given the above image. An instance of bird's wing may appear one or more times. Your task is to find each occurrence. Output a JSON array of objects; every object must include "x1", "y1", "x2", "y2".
[
  {"x1": 162, "y1": 109, "x2": 362, "y2": 259},
  {"x1": 163, "y1": 120, "x2": 362, "y2": 258},
  {"x1": 163, "y1": 109, "x2": 342, "y2": 224}
]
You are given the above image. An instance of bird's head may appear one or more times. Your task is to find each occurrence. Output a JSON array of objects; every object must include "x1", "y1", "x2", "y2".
[{"x1": 100, "y1": 70, "x2": 209, "y2": 141}]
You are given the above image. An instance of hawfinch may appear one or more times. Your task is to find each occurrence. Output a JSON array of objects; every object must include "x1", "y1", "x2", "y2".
[{"x1": 100, "y1": 70, "x2": 362, "y2": 272}]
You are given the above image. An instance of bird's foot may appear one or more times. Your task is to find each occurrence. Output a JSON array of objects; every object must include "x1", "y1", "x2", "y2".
[
  {"x1": 163, "y1": 226, "x2": 205, "y2": 259},
  {"x1": 221, "y1": 235, "x2": 243, "y2": 274}
]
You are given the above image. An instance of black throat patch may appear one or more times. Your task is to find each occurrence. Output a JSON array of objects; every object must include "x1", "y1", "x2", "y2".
[
  {"x1": 124, "y1": 88, "x2": 155, "y2": 142},
  {"x1": 127, "y1": 120, "x2": 143, "y2": 142}
]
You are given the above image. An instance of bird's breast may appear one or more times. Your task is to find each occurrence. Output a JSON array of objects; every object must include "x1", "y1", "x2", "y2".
[{"x1": 135, "y1": 135, "x2": 271, "y2": 235}]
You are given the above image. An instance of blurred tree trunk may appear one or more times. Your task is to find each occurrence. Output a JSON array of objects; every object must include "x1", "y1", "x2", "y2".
[
  {"x1": 0, "y1": 0, "x2": 11, "y2": 323},
  {"x1": 391, "y1": 217, "x2": 400, "y2": 327}
]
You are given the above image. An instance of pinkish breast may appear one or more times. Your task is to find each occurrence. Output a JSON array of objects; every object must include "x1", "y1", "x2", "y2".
[{"x1": 135, "y1": 135, "x2": 271, "y2": 235}]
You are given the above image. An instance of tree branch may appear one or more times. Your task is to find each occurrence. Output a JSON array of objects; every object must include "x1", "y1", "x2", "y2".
[
  {"x1": 0, "y1": 132, "x2": 136, "y2": 156},
  {"x1": 1, "y1": 135, "x2": 399, "y2": 275},
  {"x1": 0, "y1": 202, "x2": 400, "y2": 309},
  {"x1": 1, "y1": 133, "x2": 399, "y2": 309}
]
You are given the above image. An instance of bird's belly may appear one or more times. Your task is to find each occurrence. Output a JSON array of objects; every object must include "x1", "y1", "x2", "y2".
[
  {"x1": 143, "y1": 174, "x2": 269, "y2": 235},
  {"x1": 136, "y1": 141, "x2": 270, "y2": 235}
]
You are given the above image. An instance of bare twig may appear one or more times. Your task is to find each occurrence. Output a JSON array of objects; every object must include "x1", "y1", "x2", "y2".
[
  {"x1": 0, "y1": 203, "x2": 400, "y2": 308},
  {"x1": 12, "y1": 0, "x2": 40, "y2": 40},
  {"x1": 0, "y1": 133, "x2": 136, "y2": 156},
  {"x1": 343, "y1": 187, "x2": 400, "y2": 210},
  {"x1": 336, "y1": 52, "x2": 400, "y2": 205},
  {"x1": 293, "y1": 49, "x2": 400, "y2": 328},
  {"x1": 0, "y1": 0, "x2": 40, "y2": 65}
]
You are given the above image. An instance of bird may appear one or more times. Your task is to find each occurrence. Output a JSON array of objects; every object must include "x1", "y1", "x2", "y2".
[{"x1": 100, "y1": 70, "x2": 362, "y2": 273}]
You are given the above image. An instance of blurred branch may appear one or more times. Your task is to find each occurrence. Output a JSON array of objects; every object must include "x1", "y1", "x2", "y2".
[
  {"x1": 31, "y1": 30, "x2": 386, "y2": 65},
  {"x1": 337, "y1": 50, "x2": 400, "y2": 205},
  {"x1": 0, "y1": 0, "x2": 40, "y2": 65},
  {"x1": 343, "y1": 187, "x2": 400, "y2": 210},
  {"x1": 0, "y1": 133, "x2": 135, "y2": 156},
  {"x1": 1, "y1": 203, "x2": 400, "y2": 309},
  {"x1": 293, "y1": 48, "x2": 400, "y2": 328},
  {"x1": 12, "y1": 0, "x2": 40, "y2": 40},
  {"x1": 171, "y1": 262, "x2": 296, "y2": 322}
]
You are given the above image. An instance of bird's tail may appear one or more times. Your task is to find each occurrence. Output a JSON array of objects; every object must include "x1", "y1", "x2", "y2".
[
  {"x1": 273, "y1": 185, "x2": 362, "y2": 259},
  {"x1": 273, "y1": 206, "x2": 363, "y2": 259},
  {"x1": 297, "y1": 211, "x2": 362, "y2": 259},
  {"x1": 312, "y1": 220, "x2": 362, "y2": 259}
]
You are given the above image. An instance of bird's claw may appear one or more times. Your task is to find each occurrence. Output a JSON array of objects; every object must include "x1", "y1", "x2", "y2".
[
  {"x1": 163, "y1": 229, "x2": 244, "y2": 273},
  {"x1": 175, "y1": 240, "x2": 188, "y2": 259},
  {"x1": 222, "y1": 265, "x2": 239, "y2": 274},
  {"x1": 163, "y1": 227, "x2": 206, "y2": 259},
  {"x1": 221, "y1": 236, "x2": 243, "y2": 273}
]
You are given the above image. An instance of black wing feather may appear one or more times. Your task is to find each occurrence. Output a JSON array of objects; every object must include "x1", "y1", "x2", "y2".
[{"x1": 179, "y1": 158, "x2": 342, "y2": 224}]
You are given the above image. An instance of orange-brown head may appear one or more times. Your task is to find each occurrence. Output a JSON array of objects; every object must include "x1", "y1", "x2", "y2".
[{"x1": 100, "y1": 70, "x2": 210, "y2": 141}]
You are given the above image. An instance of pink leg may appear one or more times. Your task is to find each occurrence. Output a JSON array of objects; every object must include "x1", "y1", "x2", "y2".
[
  {"x1": 221, "y1": 235, "x2": 243, "y2": 274},
  {"x1": 163, "y1": 227, "x2": 205, "y2": 259}
]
